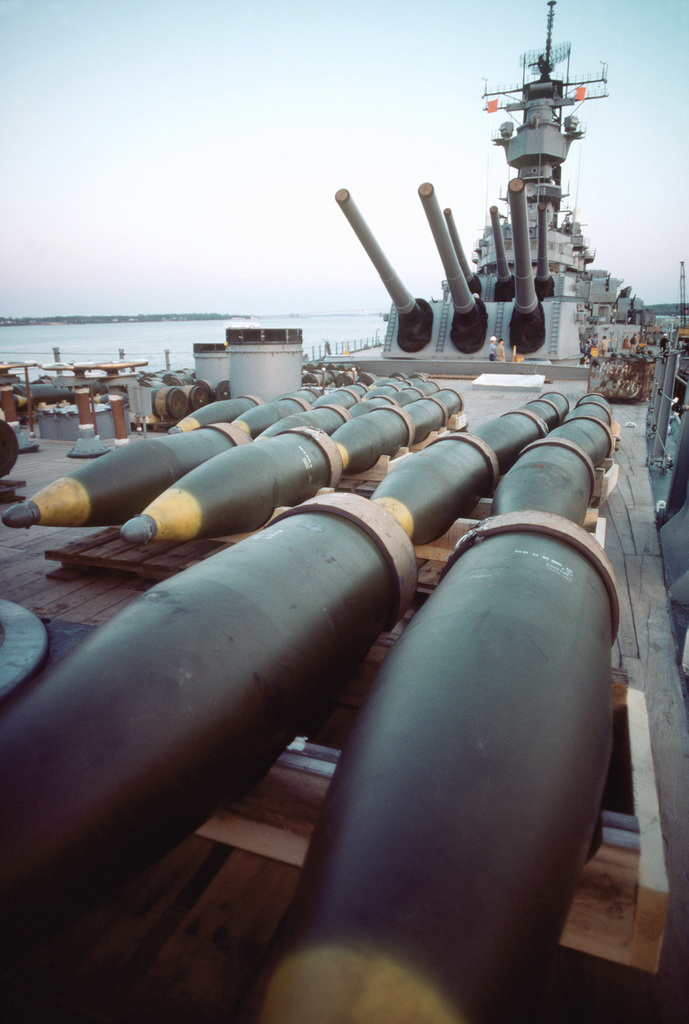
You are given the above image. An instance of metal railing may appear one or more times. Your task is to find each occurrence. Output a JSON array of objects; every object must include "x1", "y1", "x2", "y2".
[
  {"x1": 303, "y1": 336, "x2": 383, "y2": 363},
  {"x1": 648, "y1": 347, "x2": 683, "y2": 466}
]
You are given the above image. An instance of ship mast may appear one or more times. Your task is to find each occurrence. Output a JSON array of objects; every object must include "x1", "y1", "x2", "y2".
[
  {"x1": 541, "y1": 0, "x2": 556, "y2": 80},
  {"x1": 483, "y1": 0, "x2": 607, "y2": 215}
]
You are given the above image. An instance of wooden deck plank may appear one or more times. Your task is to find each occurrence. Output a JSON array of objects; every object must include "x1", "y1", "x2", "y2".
[
  {"x1": 52, "y1": 587, "x2": 144, "y2": 626},
  {"x1": 0, "y1": 567, "x2": 106, "y2": 608},
  {"x1": 120, "y1": 851, "x2": 299, "y2": 1024},
  {"x1": 43, "y1": 528, "x2": 124, "y2": 560},
  {"x1": 9, "y1": 571, "x2": 143, "y2": 624},
  {"x1": 5, "y1": 836, "x2": 227, "y2": 1021},
  {"x1": 0, "y1": 550, "x2": 54, "y2": 584},
  {"x1": 39, "y1": 529, "x2": 232, "y2": 582}
]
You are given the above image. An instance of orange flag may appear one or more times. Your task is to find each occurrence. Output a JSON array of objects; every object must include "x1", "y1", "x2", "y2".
[
  {"x1": 575, "y1": 86, "x2": 586, "y2": 101},
  {"x1": 487, "y1": 99, "x2": 499, "y2": 113}
]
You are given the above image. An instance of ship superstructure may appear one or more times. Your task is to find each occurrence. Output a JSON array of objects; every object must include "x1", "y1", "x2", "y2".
[
  {"x1": 473, "y1": 0, "x2": 610, "y2": 359},
  {"x1": 339, "y1": 0, "x2": 645, "y2": 362}
]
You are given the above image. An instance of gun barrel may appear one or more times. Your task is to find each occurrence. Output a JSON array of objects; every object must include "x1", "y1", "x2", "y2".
[
  {"x1": 535, "y1": 202, "x2": 556, "y2": 300},
  {"x1": 336, "y1": 189, "x2": 433, "y2": 351},
  {"x1": 507, "y1": 178, "x2": 538, "y2": 314},
  {"x1": 442, "y1": 207, "x2": 481, "y2": 295},
  {"x1": 417, "y1": 183, "x2": 487, "y2": 354},
  {"x1": 489, "y1": 205, "x2": 512, "y2": 283},
  {"x1": 335, "y1": 189, "x2": 415, "y2": 315},
  {"x1": 418, "y1": 183, "x2": 474, "y2": 315},
  {"x1": 536, "y1": 202, "x2": 549, "y2": 281}
]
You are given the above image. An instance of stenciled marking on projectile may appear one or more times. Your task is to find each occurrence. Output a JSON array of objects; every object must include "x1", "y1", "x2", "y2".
[
  {"x1": 244, "y1": 521, "x2": 328, "y2": 541},
  {"x1": 514, "y1": 548, "x2": 574, "y2": 583},
  {"x1": 296, "y1": 443, "x2": 315, "y2": 471}
]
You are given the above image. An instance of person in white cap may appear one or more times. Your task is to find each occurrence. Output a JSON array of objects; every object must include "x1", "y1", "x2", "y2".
[{"x1": 489, "y1": 336, "x2": 497, "y2": 361}]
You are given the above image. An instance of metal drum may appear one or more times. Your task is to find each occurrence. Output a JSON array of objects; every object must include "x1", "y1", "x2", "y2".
[
  {"x1": 193, "y1": 342, "x2": 229, "y2": 387},
  {"x1": 226, "y1": 327, "x2": 303, "y2": 402},
  {"x1": 152, "y1": 386, "x2": 189, "y2": 421}
]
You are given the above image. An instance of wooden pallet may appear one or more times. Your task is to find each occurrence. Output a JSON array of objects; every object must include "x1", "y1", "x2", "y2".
[
  {"x1": 44, "y1": 527, "x2": 233, "y2": 581},
  {"x1": 412, "y1": 496, "x2": 607, "y2": 563},
  {"x1": 198, "y1": 662, "x2": 668, "y2": 974},
  {"x1": 339, "y1": 413, "x2": 467, "y2": 486},
  {"x1": 594, "y1": 457, "x2": 620, "y2": 502},
  {"x1": 0, "y1": 477, "x2": 26, "y2": 503},
  {"x1": 560, "y1": 676, "x2": 668, "y2": 971}
]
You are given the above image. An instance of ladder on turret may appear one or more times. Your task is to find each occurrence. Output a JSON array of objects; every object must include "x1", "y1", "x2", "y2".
[
  {"x1": 494, "y1": 303, "x2": 507, "y2": 345},
  {"x1": 547, "y1": 280, "x2": 565, "y2": 357},
  {"x1": 436, "y1": 301, "x2": 451, "y2": 352},
  {"x1": 383, "y1": 310, "x2": 396, "y2": 353}
]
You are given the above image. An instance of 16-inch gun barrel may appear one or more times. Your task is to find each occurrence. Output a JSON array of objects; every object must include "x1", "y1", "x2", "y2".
[
  {"x1": 418, "y1": 184, "x2": 475, "y2": 314},
  {"x1": 507, "y1": 178, "x2": 546, "y2": 353},
  {"x1": 335, "y1": 189, "x2": 433, "y2": 351},
  {"x1": 442, "y1": 206, "x2": 482, "y2": 296},
  {"x1": 536, "y1": 201, "x2": 555, "y2": 299},
  {"x1": 418, "y1": 183, "x2": 487, "y2": 354},
  {"x1": 508, "y1": 178, "x2": 538, "y2": 314},
  {"x1": 489, "y1": 204, "x2": 516, "y2": 301}
]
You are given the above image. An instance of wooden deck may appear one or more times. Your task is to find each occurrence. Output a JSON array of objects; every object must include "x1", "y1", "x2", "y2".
[{"x1": 1, "y1": 380, "x2": 688, "y2": 1023}]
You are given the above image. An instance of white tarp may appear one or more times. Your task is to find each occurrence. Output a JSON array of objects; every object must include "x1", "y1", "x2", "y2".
[{"x1": 471, "y1": 373, "x2": 545, "y2": 390}]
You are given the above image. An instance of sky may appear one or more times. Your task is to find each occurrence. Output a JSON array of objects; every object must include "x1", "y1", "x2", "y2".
[{"x1": 1, "y1": 0, "x2": 688, "y2": 317}]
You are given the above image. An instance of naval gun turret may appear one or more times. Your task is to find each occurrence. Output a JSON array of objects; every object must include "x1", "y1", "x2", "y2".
[
  {"x1": 335, "y1": 1, "x2": 638, "y2": 367},
  {"x1": 335, "y1": 189, "x2": 433, "y2": 353},
  {"x1": 418, "y1": 183, "x2": 488, "y2": 353},
  {"x1": 337, "y1": 186, "x2": 494, "y2": 358}
]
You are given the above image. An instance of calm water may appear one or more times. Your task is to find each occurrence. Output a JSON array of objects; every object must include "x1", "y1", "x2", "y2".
[{"x1": 0, "y1": 313, "x2": 387, "y2": 376}]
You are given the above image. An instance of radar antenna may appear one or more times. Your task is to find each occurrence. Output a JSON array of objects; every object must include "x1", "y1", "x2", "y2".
[
  {"x1": 521, "y1": 0, "x2": 570, "y2": 81},
  {"x1": 543, "y1": 0, "x2": 556, "y2": 74}
]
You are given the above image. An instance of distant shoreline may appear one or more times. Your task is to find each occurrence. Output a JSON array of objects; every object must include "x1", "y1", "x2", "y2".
[
  {"x1": 0, "y1": 314, "x2": 237, "y2": 327},
  {"x1": 0, "y1": 311, "x2": 385, "y2": 327}
]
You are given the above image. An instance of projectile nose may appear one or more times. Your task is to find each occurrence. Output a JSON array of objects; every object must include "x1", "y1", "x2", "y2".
[
  {"x1": 2, "y1": 500, "x2": 41, "y2": 529},
  {"x1": 120, "y1": 514, "x2": 157, "y2": 546}
]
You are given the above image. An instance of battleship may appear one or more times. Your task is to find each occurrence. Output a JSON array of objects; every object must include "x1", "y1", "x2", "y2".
[{"x1": 335, "y1": 0, "x2": 645, "y2": 369}]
